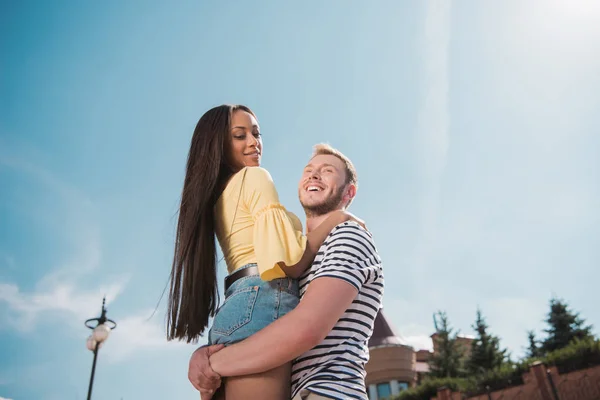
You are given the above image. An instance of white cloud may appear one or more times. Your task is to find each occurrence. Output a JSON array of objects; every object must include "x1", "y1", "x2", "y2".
[
  {"x1": 0, "y1": 146, "x2": 125, "y2": 331},
  {"x1": 0, "y1": 273, "x2": 191, "y2": 363},
  {"x1": 394, "y1": 0, "x2": 600, "y2": 357},
  {"x1": 0, "y1": 396, "x2": 14, "y2": 400},
  {"x1": 416, "y1": 0, "x2": 451, "y2": 178},
  {"x1": 404, "y1": 335, "x2": 434, "y2": 352},
  {"x1": 101, "y1": 309, "x2": 194, "y2": 363},
  {"x1": 383, "y1": 301, "x2": 435, "y2": 351},
  {"x1": 0, "y1": 280, "x2": 125, "y2": 332},
  {"x1": 413, "y1": 0, "x2": 452, "y2": 273},
  {"x1": 0, "y1": 140, "x2": 210, "y2": 362},
  {"x1": 0, "y1": 278, "x2": 189, "y2": 363}
]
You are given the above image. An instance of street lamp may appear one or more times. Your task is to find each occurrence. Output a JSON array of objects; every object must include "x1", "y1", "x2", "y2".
[{"x1": 85, "y1": 297, "x2": 117, "y2": 400}]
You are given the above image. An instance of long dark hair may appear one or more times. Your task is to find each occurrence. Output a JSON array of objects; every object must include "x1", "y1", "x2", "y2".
[{"x1": 167, "y1": 104, "x2": 256, "y2": 342}]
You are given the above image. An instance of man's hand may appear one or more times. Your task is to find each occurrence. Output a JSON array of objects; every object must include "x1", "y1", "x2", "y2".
[{"x1": 188, "y1": 344, "x2": 225, "y2": 398}]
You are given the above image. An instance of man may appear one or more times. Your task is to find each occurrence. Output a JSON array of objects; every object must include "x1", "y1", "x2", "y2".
[{"x1": 189, "y1": 144, "x2": 384, "y2": 399}]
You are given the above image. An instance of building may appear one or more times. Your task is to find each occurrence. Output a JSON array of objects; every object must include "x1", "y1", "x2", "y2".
[
  {"x1": 415, "y1": 349, "x2": 432, "y2": 384},
  {"x1": 430, "y1": 332, "x2": 474, "y2": 359},
  {"x1": 365, "y1": 310, "x2": 474, "y2": 399},
  {"x1": 365, "y1": 309, "x2": 416, "y2": 399}
]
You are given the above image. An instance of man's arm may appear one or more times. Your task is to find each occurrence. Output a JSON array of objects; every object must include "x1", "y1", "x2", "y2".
[
  {"x1": 208, "y1": 277, "x2": 359, "y2": 377},
  {"x1": 188, "y1": 344, "x2": 224, "y2": 397}
]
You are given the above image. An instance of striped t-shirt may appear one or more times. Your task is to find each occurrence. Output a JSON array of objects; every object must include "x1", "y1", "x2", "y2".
[{"x1": 291, "y1": 221, "x2": 384, "y2": 400}]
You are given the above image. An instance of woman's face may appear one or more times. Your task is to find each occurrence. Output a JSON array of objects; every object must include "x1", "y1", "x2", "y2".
[{"x1": 228, "y1": 109, "x2": 262, "y2": 170}]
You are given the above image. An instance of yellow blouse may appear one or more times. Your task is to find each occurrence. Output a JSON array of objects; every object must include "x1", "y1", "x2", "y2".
[{"x1": 214, "y1": 167, "x2": 307, "y2": 281}]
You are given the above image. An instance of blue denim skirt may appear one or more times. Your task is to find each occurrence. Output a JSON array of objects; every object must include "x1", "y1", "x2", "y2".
[{"x1": 208, "y1": 263, "x2": 300, "y2": 345}]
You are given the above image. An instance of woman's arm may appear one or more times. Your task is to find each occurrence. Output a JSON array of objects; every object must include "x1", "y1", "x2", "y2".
[
  {"x1": 279, "y1": 211, "x2": 345, "y2": 278},
  {"x1": 243, "y1": 167, "x2": 365, "y2": 280},
  {"x1": 280, "y1": 211, "x2": 365, "y2": 278}
]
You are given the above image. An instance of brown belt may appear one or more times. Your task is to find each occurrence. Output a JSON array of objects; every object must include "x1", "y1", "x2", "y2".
[{"x1": 224, "y1": 265, "x2": 260, "y2": 291}]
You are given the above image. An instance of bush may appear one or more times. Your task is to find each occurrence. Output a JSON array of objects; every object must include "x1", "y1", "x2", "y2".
[
  {"x1": 544, "y1": 338, "x2": 600, "y2": 374},
  {"x1": 465, "y1": 362, "x2": 527, "y2": 396},
  {"x1": 398, "y1": 340, "x2": 600, "y2": 399},
  {"x1": 459, "y1": 339, "x2": 600, "y2": 395},
  {"x1": 393, "y1": 377, "x2": 474, "y2": 400}
]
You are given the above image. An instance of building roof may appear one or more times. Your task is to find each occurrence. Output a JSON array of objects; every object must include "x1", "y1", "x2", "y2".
[
  {"x1": 368, "y1": 309, "x2": 408, "y2": 347},
  {"x1": 416, "y1": 349, "x2": 432, "y2": 362}
]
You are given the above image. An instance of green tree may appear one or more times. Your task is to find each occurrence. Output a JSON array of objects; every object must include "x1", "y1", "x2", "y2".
[
  {"x1": 526, "y1": 330, "x2": 542, "y2": 359},
  {"x1": 429, "y1": 311, "x2": 464, "y2": 378},
  {"x1": 541, "y1": 297, "x2": 594, "y2": 355},
  {"x1": 466, "y1": 309, "x2": 507, "y2": 374}
]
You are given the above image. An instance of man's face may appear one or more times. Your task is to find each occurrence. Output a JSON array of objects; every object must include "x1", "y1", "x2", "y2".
[{"x1": 298, "y1": 154, "x2": 353, "y2": 216}]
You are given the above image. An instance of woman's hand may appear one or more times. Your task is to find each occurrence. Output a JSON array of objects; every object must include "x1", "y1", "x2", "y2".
[{"x1": 338, "y1": 211, "x2": 368, "y2": 231}]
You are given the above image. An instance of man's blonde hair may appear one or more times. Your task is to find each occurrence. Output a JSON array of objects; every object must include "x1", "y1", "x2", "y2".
[{"x1": 312, "y1": 143, "x2": 358, "y2": 189}]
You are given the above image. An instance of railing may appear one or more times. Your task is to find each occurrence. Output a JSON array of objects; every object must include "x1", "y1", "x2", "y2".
[
  {"x1": 432, "y1": 363, "x2": 600, "y2": 400},
  {"x1": 551, "y1": 367, "x2": 600, "y2": 400}
]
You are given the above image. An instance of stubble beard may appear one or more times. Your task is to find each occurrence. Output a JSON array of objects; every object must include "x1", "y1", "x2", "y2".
[{"x1": 301, "y1": 187, "x2": 345, "y2": 218}]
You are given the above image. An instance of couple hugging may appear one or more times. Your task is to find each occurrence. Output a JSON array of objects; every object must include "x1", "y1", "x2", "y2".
[{"x1": 167, "y1": 104, "x2": 384, "y2": 400}]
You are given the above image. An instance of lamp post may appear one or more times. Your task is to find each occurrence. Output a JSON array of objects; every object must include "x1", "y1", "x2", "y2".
[{"x1": 85, "y1": 297, "x2": 117, "y2": 400}]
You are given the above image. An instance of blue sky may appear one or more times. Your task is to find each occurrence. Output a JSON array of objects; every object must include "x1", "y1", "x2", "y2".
[{"x1": 1, "y1": 0, "x2": 599, "y2": 399}]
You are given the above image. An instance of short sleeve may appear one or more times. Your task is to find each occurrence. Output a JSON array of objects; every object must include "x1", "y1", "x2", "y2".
[
  {"x1": 242, "y1": 167, "x2": 308, "y2": 281},
  {"x1": 311, "y1": 222, "x2": 383, "y2": 290}
]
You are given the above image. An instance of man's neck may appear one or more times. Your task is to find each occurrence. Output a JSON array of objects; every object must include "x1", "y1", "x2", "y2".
[{"x1": 305, "y1": 210, "x2": 338, "y2": 233}]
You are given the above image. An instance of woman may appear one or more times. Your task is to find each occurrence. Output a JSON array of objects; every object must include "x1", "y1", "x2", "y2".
[{"x1": 167, "y1": 104, "x2": 360, "y2": 399}]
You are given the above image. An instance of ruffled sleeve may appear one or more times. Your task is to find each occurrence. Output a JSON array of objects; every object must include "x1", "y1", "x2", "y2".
[{"x1": 242, "y1": 167, "x2": 307, "y2": 281}]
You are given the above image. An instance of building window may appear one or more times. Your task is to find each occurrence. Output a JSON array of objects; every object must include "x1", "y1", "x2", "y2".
[
  {"x1": 398, "y1": 381, "x2": 409, "y2": 391},
  {"x1": 376, "y1": 382, "x2": 392, "y2": 399}
]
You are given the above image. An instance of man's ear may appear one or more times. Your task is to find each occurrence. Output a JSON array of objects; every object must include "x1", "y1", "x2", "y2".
[{"x1": 342, "y1": 184, "x2": 357, "y2": 206}]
